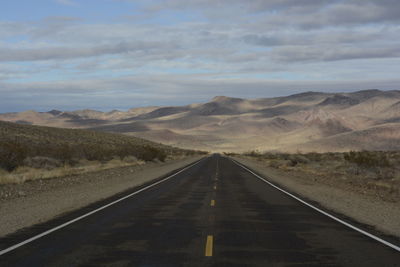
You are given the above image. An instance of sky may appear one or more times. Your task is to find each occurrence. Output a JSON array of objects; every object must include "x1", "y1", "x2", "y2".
[{"x1": 1, "y1": 0, "x2": 400, "y2": 112}]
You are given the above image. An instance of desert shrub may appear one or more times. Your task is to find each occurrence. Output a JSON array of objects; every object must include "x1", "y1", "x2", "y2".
[
  {"x1": 344, "y1": 151, "x2": 391, "y2": 168},
  {"x1": 0, "y1": 121, "x2": 202, "y2": 174},
  {"x1": 288, "y1": 154, "x2": 310, "y2": 166},
  {"x1": 223, "y1": 152, "x2": 239, "y2": 156},
  {"x1": 55, "y1": 144, "x2": 75, "y2": 164},
  {"x1": 81, "y1": 144, "x2": 114, "y2": 162},
  {"x1": 23, "y1": 156, "x2": 63, "y2": 170},
  {"x1": 262, "y1": 152, "x2": 280, "y2": 160},
  {"x1": 156, "y1": 149, "x2": 167, "y2": 162},
  {"x1": 244, "y1": 150, "x2": 263, "y2": 158},
  {"x1": 376, "y1": 168, "x2": 395, "y2": 180},
  {"x1": 122, "y1": 155, "x2": 138, "y2": 163},
  {"x1": 277, "y1": 153, "x2": 291, "y2": 161},
  {"x1": 269, "y1": 160, "x2": 282, "y2": 168},
  {"x1": 0, "y1": 141, "x2": 28, "y2": 172},
  {"x1": 304, "y1": 152, "x2": 324, "y2": 162},
  {"x1": 137, "y1": 146, "x2": 167, "y2": 162}
]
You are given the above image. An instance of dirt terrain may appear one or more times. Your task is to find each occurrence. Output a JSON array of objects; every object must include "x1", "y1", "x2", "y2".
[{"x1": 0, "y1": 156, "x2": 203, "y2": 237}]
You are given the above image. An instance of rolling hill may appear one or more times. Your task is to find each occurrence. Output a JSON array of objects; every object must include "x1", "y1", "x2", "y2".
[
  {"x1": 0, "y1": 120, "x2": 199, "y2": 172},
  {"x1": 1, "y1": 89, "x2": 400, "y2": 152}
]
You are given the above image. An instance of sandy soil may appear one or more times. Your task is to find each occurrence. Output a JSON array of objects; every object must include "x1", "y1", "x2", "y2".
[
  {"x1": 0, "y1": 156, "x2": 204, "y2": 237},
  {"x1": 233, "y1": 156, "x2": 400, "y2": 238}
]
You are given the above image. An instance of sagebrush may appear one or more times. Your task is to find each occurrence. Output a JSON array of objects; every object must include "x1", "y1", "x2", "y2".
[{"x1": 0, "y1": 121, "x2": 205, "y2": 172}]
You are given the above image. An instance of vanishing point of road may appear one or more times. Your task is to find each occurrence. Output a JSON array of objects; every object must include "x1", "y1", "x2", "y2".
[{"x1": 1, "y1": 154, "x2": 399, "y2": 266}]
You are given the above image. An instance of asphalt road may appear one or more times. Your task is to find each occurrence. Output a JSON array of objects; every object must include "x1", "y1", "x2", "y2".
[{"x1": 1, "y1": 154, "x2": 399, "y2": 266}]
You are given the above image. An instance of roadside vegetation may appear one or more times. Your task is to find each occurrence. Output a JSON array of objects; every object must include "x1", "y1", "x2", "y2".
[
  {"x1": 240, "y1": 150, "x2": 400, "y2": 201},
  {"x1": 0, "y1": 121, "x2": 206, "y2": 184}
]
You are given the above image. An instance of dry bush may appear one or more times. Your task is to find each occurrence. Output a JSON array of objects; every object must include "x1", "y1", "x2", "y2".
[
  {"x1": 122, "y1": 155, "x2": 138, "y2": 163},
  {"x1": 288, "y1": 154, "x2": 310, "y2": 166},
  {"x1": 344, "y1": 151, "x2": 391, "y2": 168},
  {"x1": 0, "y1": 158, "x2": 146, "y2": 184},
  {"x1": 136, "y1": 145, "x2": 167, "y2": 162},
  {"x1": 244, "y1": 150, "x2": 263, "y2": 158},
  {"x1": 0, "y1": 141, "x2": 27, "y2": 171},
  {"x1": 23, "y1": 156, "x2": 63, "y2": 170},
  {"x1": 268, "y1": 160, "x2": 282, "y2": 168},
  {"x1": 0, "y1": 121, "x2": 204, "y2": 180},
  {"x1": 223, "y1": 152, "x2": 239, "y2": 156}
]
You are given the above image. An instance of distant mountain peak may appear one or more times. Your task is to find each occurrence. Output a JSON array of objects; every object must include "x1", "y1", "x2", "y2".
[
  {"x1": 318, "y1": 94, "x2": 359, "y2": 107},
  {"x1": 355, "y1": 89, "x2": 381, "y2": 93},
  {"x1": 211, "y1": 96, "x2": 243, "y2": 103},
  {"x1": 288, "y1": 91, "x2": 324, "y2": 97},
  {"x1": 47, "y1": 110, "x2": 62, "y2": 116},
  {"x1": 348, "y1": 89, "x2": 384, "y2": 100},
  {"x1": 212, "y1": 96, "x2": 229, "y2": 101}
]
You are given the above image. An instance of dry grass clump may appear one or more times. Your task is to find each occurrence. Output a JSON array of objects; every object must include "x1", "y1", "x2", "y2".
[
  {"x1": 245, "y1": 150, "x2": 399, "y2": 175},
  {"x1": 0, "y1": 158, "x2": 146, "y2": 184},
  {"x1": 343, "y1": 151, "x2": 391, "y2": 167},
  {"x1": 0, "y1": 121, "x2": 206, "y2": 183}
]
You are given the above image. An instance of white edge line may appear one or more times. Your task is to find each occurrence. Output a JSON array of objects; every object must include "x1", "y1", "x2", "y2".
[
  {"x1": 230, "y1": 158, "x2": 400, "y2": 253},
  {"x1": 0, "y1": 157, "x2": 205, "y2": 256}
]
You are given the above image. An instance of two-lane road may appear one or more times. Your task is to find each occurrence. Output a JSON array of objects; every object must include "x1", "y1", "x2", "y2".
[{"x1": 1, "y1": 155, "x2": 399, "y2": 266}]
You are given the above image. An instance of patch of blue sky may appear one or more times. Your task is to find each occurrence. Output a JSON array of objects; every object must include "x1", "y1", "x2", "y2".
[
  {"x1": 4, "y1": 35, "x2": 31, "y2": 44},
  {"x1": 4, "y1": 63, "x2": 73, "y2": 83},
  {"x1": 6, "y1": 74, "x2": 59, "y2": 83},
  {"x1": 1, "y1": 0, "x2": 137, "y2": 23}
]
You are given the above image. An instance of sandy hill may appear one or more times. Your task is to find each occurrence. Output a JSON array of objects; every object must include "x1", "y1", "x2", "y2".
[{"x1": 1, "y1": 89, "x2": 399, "y2": 152}]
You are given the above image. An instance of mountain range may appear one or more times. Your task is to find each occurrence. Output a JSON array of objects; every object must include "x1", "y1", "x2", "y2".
[{"x1": 1, "y1": 89, "x2": 400, "y2": 152}]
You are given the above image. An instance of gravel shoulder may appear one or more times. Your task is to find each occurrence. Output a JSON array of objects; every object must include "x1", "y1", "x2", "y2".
[
  {"x1": 0, "y1": 156, "x2": 204, "y2": 237},
  {"x1": 233, "y1": 156, "x2": 400, "y2": 238}
]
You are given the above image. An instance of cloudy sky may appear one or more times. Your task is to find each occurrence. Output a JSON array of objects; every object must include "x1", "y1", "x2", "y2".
[{"x1": 1, "y1": 0, "x2": 399, "y2": 112}]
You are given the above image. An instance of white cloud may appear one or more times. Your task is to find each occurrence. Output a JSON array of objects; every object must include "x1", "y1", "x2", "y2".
[{"x1": 1, "y1": 1, "x2": 400, "y2": 110}]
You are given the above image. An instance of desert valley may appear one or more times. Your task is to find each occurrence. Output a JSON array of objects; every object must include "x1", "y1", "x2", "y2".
[
  {"x1": 2, "y1": 0, "x2": 400, "y2": 264},
  {"x1": 2, "y1": 89, "x2": 399, "y2": 153}
]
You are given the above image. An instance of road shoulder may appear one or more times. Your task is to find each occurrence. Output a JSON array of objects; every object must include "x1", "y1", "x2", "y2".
[
  {"x1": 232, "y1": 156, "x2": 400, "y2": 238},
  {"x1": 0, "y1": 156, "x2": 204, "y2": 237}
]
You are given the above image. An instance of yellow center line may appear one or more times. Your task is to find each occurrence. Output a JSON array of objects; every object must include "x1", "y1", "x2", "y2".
[
  {"x1": 213, "y1": 185, "x2": 217, "y2": 190},
  {"x1": 210, "y1": 199, "x2": 215, "y2": 206},
  {"x1": 205, "y1": 235, "x2": 213, "y2": 257}
]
